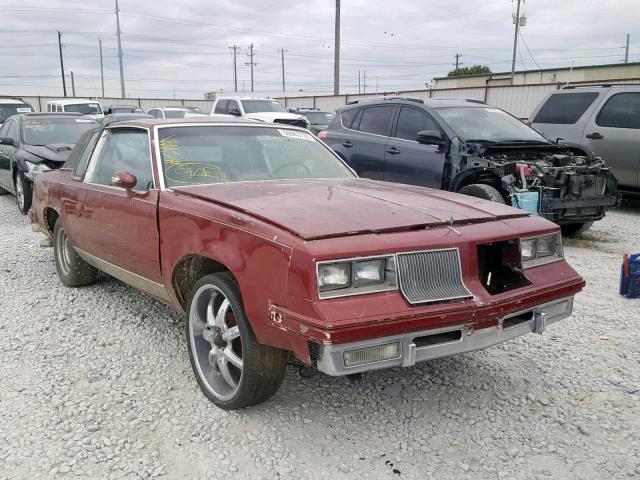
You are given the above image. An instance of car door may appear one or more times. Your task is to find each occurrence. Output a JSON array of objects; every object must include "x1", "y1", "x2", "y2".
[
  {"x1": 383, "y1": 106, "x2": 447, "y2": 188},
  {"x1": 581, "y1": 91, "x2": 640, "y2": 189},
  {"x1": 0, "y1": 119, "x2": 18, "y2": 191},
  {"x1": 80, "y1": 127, "x2": 162, "y2": 282},
  {"x1": 340, "y1": 105, "x2": 395, "y2": 180}
]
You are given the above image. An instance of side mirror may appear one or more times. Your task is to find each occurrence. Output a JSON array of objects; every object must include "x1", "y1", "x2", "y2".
[
  {"x1": 417, "y1": 130, "x2": 445, "y2": 145},
  {"x1": 0, "y1": 137, "x2": 16, "y2": 146},
  {"x1": 228, "y1": 108, "x2": 242, "y2": 116},
  {"x1": 111, "y1": 171, "x2": 137, "y2": 190}
]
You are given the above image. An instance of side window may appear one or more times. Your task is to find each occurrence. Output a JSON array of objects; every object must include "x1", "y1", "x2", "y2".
[
  {"x1": 596, "y1": 92, "x2": 640, "y2": 129},
  {"x1": 148, "y1": 109, "x2": 159, "y2": 118},
  {"x1": 73, "y1": 131, "x2": 101, "y2": 179},
  {"x1": 532, "y1": 92, "x2": 599, "y2": 125},
  {"x1": 47, "y1": 104, "x2": 52, "y2": 112},
  {"x1": 214, "y1": 100, "x2": 229, "y2": 114},
  {"x1": 340, "y1": 108, "x2": 358, "y2": 129},
  {"x1": 0, "y1": 120, "x2": 10, "y2": 137},
  {"x1": 89, "y1": 129, "x2": 154, "y2": 191},
  {"x1": 228, "y1": 101, "x2": 240, "y2": 114},
  {"x1": 395, "y1": 107, "x2": 440, "y2": 141},
  {"x1": 356, "y1": 105, "x2": 395, "y2": 136}
]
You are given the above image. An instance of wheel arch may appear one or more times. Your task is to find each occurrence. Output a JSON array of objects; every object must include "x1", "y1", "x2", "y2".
[
  {"x1": 171, "y1": 254, "x2": 235, "y2": 310},
  {"x1": 43, "y1": 207, "x2": 60, "y2": 234},
  {"x1": 450, "y1": 168, "x2": 504, "y2": 193}
]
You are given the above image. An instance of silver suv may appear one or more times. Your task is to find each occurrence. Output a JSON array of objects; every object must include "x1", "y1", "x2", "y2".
[{"x1": 530, "y1": 84, "x2": 640, "y2": 194}]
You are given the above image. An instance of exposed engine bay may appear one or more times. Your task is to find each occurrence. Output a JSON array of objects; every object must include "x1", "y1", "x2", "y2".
[{"x1": 452, "y1": 142, "x2": 620, "y2": 225}]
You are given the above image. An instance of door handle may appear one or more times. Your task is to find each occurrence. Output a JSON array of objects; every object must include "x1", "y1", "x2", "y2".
[
  {"x1": 342, "y1": 141, "x2": 353, "y2": 148},
  {"x1": 586, "y1": 132, "x2": 604, "y2": 140},
  {"x1": 385, "y1": 147, "x2": 401, "y2": 155}
]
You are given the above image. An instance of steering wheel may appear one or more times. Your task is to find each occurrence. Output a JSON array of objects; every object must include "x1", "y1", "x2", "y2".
[{"x1": 272, "y1": 162, "x2": 311, "y2": 176}]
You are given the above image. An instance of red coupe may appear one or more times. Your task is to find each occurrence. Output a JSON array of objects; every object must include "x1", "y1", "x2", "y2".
[{"x1": 30, "y1": 119, "x2": 585, "y2": 409}]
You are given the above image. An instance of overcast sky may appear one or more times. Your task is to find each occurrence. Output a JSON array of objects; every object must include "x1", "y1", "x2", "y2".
[{"x1": 1, "y1": 0, "x2": 639, "y2": 99}]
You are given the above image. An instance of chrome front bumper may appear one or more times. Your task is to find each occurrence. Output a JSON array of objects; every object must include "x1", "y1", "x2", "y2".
[{"x1": 316, "y1": 296, "x2": 574, "y2": 376}]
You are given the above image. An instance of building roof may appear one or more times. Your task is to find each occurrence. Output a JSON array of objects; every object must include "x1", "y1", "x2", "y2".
[{"x1": 433, "y1": 61, "x2": 640, "y2": 81}]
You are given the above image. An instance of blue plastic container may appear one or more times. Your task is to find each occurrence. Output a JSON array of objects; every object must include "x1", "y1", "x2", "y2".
[
  {"x1": 620, "y1": 253, "x2": 640, "y2": 299},
  {"x1": 512, "y1": 191, "x2": 539, "y2": 216}
]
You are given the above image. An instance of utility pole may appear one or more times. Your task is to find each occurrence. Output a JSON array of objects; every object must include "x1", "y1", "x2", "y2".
[
  {"x1": 510, "y1": 0, "x2": 523, "y2": 84},
  {"x1": 279, "y1": 48, "x2": 287, "y2": 93},
  {"x1": 376, "y1": 75, "x2": 379, "y2": 95},
  {"x1": 115, "y1": 0, "x2": 126, "y2": 98},
  {"x1": 624, "y1": 34, "x2": 630, "y2": 63},
  {"x1": 70, "y1": 71, "x2": 76, "y2": 97},
  {"x1": 229, "y1": 45, "x2": 239, "y2": 92},
  {"x1": 245, "y1": 43, "x2": 257, "y2": 92},
  {"x1": 454, "y1": 53, "x2": 462, "y2": 70},
  {"x1": 333, "y1": 0, "x2": 340, "y2": 95},
  {"x1": 363, "y1": 70, "x2": 366, "y2": 94},
  {"x1": 57, "y1": 31, "x2": 67, "y2": 97},
  {"x1": 99, "y1": 38, "x2": 105, "y2": 97},
  {"x1": 358, "y1": 70, "x2": 361, "y2": 94}
]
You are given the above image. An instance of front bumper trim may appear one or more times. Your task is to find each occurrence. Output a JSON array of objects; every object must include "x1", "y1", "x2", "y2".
[{"x1": 316, "y1": 296, "x2": 573, "y2": 376}]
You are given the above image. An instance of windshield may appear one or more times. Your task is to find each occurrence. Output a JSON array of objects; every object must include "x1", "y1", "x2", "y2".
[
  {"x1": 303, "y1": 112, "x2": 335, "y2": 125},
  {"x1": 241, "y1": 100, "x2": 286, "y2": 114},
  {"x1": 22, "y1": 118, "x2": 98, "y2": 146},
  {"x1": 164, "y1": 110, "x2": 187, "y2": 119},
  {"x1": 158, "y1": 125, "x2": 354, "y2": 187},
  {"x1": 64, "y1": 103, "x2": 102, "y2": 115},
  {"x1": 0, "y1": 103, "x2": 33, "y2": 123},
  {"x1": 436, "y1": 106, "x2": 548, "y2": 143}
]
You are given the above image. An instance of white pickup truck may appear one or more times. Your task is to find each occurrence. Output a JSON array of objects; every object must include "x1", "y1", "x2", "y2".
[{"x1": 210, "y1": 97, "x2": 309, "y2": 128}]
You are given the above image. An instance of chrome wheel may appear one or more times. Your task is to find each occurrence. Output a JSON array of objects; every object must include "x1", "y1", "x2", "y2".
[
  {"x1": 55, "y1": 226, "x2": 73, "y2": 276},
  {"x1": 189, "y1": 284, "x2": 243, "y2": 401},
  {"x1": 15, "y1": 175, "x2": 25, "y2": 210}
]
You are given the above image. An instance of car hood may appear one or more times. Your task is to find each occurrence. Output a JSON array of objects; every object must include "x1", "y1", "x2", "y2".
[
  {"x1": 245, "y1": 112, "x2": 306, "y2": 123},
  {"x1": 22, "y1": 144, "x2": 75, "y2": 163},
  {"x1": 173, "y1": 179, "x2": 529, "y2": 240}
]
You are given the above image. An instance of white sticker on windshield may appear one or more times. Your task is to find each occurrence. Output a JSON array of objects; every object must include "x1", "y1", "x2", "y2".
[
  {"x1": 17, "y1": 108, "x2": 32, "y2": 113},
  {"x1": 278, "y1": 129, "x2": 315, "y2": 141}
]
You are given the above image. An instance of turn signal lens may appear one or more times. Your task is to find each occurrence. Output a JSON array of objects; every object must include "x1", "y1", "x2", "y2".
[{"x1": 343, "y1": 342, "x2": 401, "y2": 367}]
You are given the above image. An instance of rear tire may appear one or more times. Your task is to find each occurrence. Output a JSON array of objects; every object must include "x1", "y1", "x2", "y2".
[
  {"x1": 458, "y1": 183, "x2": 506, "y2": 204},
  {"x1": 561, "y1": 222, "x2": 593, "y2": 236},
  {"x1": 186, "y1": 272, "x2": 288, "y2": 410},
  {"x1": 53, "y1": 221, "x2": 98, "y2": 287},
  {"x1": 14, "y1": 172, "x2": 32, "y2": 215}
]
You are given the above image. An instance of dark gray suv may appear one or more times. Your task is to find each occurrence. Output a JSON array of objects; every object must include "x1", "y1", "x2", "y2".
[{"x1": 323, "y1": 97, "x2": 619, "y2": 234}]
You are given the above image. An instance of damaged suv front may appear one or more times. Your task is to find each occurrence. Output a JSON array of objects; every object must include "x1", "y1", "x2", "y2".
[{"x1": 436, "y1": 104, "x2": 620, "y2": 235}]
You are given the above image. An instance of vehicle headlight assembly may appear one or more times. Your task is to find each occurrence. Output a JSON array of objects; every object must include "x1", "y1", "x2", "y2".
[
  {"x1": 25, "y1": 161, "x2": 51, "y2": 178},
  {"x1": 317, "y1": 255, "x2": 397, "y2": 298},
  {"x1": 520, "y1": 233, "x2": 563, "y2": 267}
]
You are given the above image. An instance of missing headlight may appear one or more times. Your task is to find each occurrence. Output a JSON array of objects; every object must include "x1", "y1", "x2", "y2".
[{"x1": 478, "y1": 241, "x2": 531, "y2": 295}]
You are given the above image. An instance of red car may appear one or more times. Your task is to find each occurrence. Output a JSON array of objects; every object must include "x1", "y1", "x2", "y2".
[{"x1": 30, "y1": 119, "x2": 585, "y2": 410}]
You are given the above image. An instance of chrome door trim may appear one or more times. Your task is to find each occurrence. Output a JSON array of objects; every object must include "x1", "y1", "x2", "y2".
[{"x1": 75, "y1": 247, "x2": 171, "y2": 302}]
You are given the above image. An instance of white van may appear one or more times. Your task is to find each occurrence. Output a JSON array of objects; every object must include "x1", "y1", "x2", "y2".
[{"x1": 47, "y1": 99, "x2": 104, "y2": 119}]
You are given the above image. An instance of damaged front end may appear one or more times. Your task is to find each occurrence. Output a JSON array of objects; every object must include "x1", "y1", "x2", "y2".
[{"x1": 456, "y1": 142, "x2": 620, "y2": 225}]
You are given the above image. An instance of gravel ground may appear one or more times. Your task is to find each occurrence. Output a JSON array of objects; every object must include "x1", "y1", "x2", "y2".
[{"x1": 0, "y1": 194, "x2": 639, "y2": 480}]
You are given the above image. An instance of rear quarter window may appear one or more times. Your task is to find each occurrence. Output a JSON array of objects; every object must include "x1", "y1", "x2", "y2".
[
  {"x1": 532, "y1": 92, "x2": 599, "y2": 124},
  {"x1": 596, "y1": 92, "x2": 640, "y2": 129}
]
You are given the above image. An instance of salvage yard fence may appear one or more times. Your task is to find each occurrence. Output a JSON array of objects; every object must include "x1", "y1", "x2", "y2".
[
  {"x1": 275, "y1": 77, "x2": 640, "y2": 120},
  {"x1": 10, "y1": 77, "x2": 640, "y2": 120}
]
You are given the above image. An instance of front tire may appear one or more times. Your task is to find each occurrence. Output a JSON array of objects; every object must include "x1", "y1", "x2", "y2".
[
  {"x1": 561, "y1": 221, "x2": 593, "y2": 236},
  {"x1": 458, "y1": 183, "x2": 506, "y2": 204},
  {"x1": 187, "y1": 272, "x2": 287, "y2": 410},
  {"x1": 53, "y1": 221, "x2": 98, "y2": 287},
  {"x1": 14, "y1": 172, "x2": 32, "y2": 215}
]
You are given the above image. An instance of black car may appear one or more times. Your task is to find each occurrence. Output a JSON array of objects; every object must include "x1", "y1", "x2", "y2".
[
  {"x1": 104, "y1": 105, "x2": 145, "y2": 115},
  {"x1": 0, "y1": 113, "x2": 99, "y2": 214},
  {"x1": 323, "y1": 97, "x2": 619, "y2": 234},
  {"x1": 289, "y1": 108, "x2": 335, "y2": 135}
]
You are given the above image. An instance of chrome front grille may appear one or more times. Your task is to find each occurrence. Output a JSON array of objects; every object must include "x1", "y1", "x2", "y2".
[{"x1": 396, "y1": 249, "x2": 472, "y2": 305}]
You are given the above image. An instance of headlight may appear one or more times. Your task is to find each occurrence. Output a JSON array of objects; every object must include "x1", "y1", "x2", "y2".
[
  {"x1": 520, "y1": 233, "x2": 563, "y2": 267},
  {"x1": 25, "y1": 161, "x2": 51, "y2": 177},
  {"x1": 354, "y1": 259, "x2": 385, "y2": 287},
  {"x1": 318, "y1": 262, "x2": 351, "y2": 292},
  {"x1": 317, "y1": 255, "x2": 397, "y2": 299}
]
